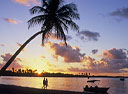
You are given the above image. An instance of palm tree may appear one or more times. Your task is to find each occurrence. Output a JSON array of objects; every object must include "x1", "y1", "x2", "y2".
[{"x1": 0, "y1": 0, "x2": 79, "y2": 73}]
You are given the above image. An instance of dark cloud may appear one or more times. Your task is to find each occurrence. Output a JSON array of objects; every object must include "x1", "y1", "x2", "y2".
[
  {"x1": 1, "y1": 53, "x2": 12, "y2": 62},
  {"x1": 101, "y1": 48, "x2": 128, "y2": 72},
  {"x1": 47, "y1": 42, "x2": 85, "y2": 63},
  {"x1": 0, "y1": 53, "x2": 22, "y2": 69},
  {"x1": 110, "y1": 7, "x2": 128, "y2": 19},
  {"x1": 76, "y1": 30, "x2": 100, "y2": 41},
  {"x1": 0, "y1": 44, "x2": 5, "y2": 47},
  {"x1": 68, "y1": 48, "x2": 128, "y2": 73},
  {"x1": 92, "y1": 49, "x2": 98, "y2": 54},
  {"x1": 98, "y1": 48, "x2": 128, "y2": 73},
  {"x1": 103, "y1": 48, "x2": 127, "y2": 59}
]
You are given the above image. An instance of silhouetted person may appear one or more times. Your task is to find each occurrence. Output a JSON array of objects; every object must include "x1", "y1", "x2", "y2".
[
  {"x1": 45, "y1": 78, "x2": 48, "y2": 89},
  {"x1": 43, "y1": 77, "x2": 48, "y2": 89},
  {"x1": 43, "y1": 77, "x2": 46, "y2": 89}
]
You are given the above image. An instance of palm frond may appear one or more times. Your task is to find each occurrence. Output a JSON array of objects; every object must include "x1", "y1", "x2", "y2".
[
  {"x1": 57, "y1": 3, "x2": 79, "y2": 19},
  {"x1": 57, "y1": 18, "x2": 68, "y2": 33},
  {"x1": 60, "y1": 17, "x2": 79, "y2": 31},
  {"x1": 54, "y1": 19, "x2": 67, "y2": 45},
  {"x1": 58, "y1": 10, "x2": 80, "y2": 20},
  {"x1": 30, "y1": 6, "x2": 46, "y2": 15},
  {"x1": 28, "y1": 15, "x2": 46, "y2": 29},
  {"x1": 42, "y1": 0, "x2": 48, "y2": 7}
]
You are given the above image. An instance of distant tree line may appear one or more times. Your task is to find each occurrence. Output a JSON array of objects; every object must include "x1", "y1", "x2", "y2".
[
  {"x1": 1, "y1": 68, "x2": 92, "y2": 77},
  {"x1": 11, "y1": 68, "x2": 37, "y2": 74}
]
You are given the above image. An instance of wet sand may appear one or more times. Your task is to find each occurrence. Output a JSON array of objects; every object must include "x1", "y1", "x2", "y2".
[{"x1": 0, "y1": 84, "x2": 83, "y2": 94}]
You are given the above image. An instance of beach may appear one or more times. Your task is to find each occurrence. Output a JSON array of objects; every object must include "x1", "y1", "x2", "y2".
[{"x1": 0, "y1": 84, "x2": 83, "y2": 94}]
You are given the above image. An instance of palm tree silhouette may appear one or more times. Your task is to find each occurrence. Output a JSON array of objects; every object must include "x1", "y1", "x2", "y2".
[{"x1": 0, "y1": 0, "x2": 80, "y2": 73}]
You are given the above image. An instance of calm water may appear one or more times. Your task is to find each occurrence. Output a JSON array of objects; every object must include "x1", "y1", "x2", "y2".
[{"x1": 0, "y1": 76, "x2": 128, "y2": 94}]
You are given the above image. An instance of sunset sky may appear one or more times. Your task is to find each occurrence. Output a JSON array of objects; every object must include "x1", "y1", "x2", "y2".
[{"x1": 0, "y1": 0, "x2": 128, "y2": 76}]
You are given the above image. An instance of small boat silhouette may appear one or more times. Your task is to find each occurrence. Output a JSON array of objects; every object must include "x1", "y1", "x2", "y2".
[{"x1": 84, "y1": 80, "x2": 109, "y2": 94}]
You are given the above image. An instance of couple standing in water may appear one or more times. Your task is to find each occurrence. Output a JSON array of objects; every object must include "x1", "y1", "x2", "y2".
[{"x1": 43, "y1": 77, "x2": 48, "y2": 89}]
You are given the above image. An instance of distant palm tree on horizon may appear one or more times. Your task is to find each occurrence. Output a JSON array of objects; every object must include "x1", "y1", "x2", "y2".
[{"x1": 0, "y1": 0, "x2": 80, "y2": 73}]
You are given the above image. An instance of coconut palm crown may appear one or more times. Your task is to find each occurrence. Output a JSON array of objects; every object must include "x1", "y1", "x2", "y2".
[
  {"x1": 0, "y1": 0, "x2": 79, "y2": 73},
  {"x1": 28, "y1": 0, "x2": 80, "y2": 45}
]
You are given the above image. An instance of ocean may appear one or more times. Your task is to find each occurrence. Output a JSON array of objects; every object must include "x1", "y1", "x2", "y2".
[{"x1": 0, "y1": 76, "x2": 127, "y2": 94}]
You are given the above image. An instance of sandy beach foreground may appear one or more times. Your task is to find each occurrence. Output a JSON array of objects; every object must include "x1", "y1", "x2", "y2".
[{"x1": 0, "y1": 84, "x2": 83, "y2": 94}]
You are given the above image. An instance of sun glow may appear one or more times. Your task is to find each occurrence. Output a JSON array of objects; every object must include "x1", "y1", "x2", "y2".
[
  {"x1": 36, "y1": 69, "x2": 43, "y2": 74},
  {"x1": 23, "y1": 56, "x2": 48, "y2": 72}
]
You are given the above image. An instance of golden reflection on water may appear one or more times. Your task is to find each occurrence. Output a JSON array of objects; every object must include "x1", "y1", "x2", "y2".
[{"x1": 0, "y1": 76, "x2": 87, "y2": 91}]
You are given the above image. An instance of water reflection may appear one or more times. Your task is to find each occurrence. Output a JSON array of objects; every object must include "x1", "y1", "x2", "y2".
[
  {"x1": 89, "y1": 78, "x2": 128, "y2": 94},
  {"x1": 0, "y1": 76, "x2": 128, "y2": 94}
]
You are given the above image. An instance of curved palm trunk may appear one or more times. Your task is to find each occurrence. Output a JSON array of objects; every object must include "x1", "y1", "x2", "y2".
[{"x1": 0, "y1": 31, "x2": 42, "y2": 74}]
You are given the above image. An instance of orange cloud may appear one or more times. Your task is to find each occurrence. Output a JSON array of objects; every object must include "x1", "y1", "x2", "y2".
[
  {"x1": 4, "y1": 18, "x2": 22, "y2": 24},
  {"x1": 41, "y1": 55, "x2": 45, "y2": 59},
  {"x1": 12, "y1": 0, "x2": 40, "y2": 6},
  {"x1": 17, "y1": 43, "x2": 22, "y2": 47}
]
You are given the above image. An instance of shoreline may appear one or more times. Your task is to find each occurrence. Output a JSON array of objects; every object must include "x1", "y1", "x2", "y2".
[
  {"x1": 0, "y1": 84, "x2": 83, "y2": 94},
  {"x1": 0, "y1": 75, "x2": 127, "y2": 78}
]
